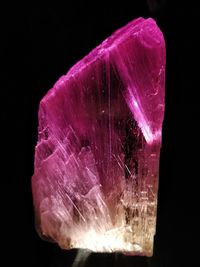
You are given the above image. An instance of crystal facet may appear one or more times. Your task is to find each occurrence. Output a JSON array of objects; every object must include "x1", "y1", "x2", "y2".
[{"x1": 32, "y1": 17, "x2": 165, "y2": 256}]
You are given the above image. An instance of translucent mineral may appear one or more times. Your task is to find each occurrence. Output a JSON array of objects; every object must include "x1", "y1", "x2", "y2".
[{"x1": 32, "y1": 17, "x2": 165, "y2": 256}]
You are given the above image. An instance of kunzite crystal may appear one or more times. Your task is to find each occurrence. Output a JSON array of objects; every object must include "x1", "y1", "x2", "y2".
[{"x1": 32, "y1": 17, "x2": 165, "y2": 256}]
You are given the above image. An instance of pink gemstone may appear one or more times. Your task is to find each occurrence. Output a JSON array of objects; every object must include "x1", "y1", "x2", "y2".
[{"x1": 32, "y1": 17, "x2": 165, "y2": 256}]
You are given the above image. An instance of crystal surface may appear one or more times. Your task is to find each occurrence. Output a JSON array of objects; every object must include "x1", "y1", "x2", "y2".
[{"x1": 32, "y1": 17, "x2": 165, "y2": 256}]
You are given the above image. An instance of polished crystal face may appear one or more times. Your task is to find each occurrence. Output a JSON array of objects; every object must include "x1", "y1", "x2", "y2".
[{"x1": 32, "y1": 17, "x2": 165, "y2": 256}]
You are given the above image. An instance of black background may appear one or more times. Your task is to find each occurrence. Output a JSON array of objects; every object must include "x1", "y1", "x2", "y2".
[{"x1": 2, "y1": 0, "x2": 200, "y2": 266}]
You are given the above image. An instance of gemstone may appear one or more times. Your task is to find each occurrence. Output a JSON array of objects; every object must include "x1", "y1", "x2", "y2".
[{"x1": 32, "y1": 17, "x2": 165, "y2": 256}]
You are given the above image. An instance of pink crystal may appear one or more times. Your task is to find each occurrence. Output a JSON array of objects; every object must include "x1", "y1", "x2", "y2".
[{"x1": 32, "y1": 17, "x2": 165, "y2": 256}]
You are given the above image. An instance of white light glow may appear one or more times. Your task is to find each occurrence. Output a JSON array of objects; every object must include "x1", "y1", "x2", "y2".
[
  {"x1": 72, "y1": 227, "x2": 142, "y2": 253},
  {"x1": 128, "y1": 88, "x2": 161, "y2": 144}
]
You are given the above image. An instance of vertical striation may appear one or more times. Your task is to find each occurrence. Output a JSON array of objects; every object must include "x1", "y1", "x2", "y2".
[{"x1": 32, "y1": 17, "x2": 165, "y2": 256}]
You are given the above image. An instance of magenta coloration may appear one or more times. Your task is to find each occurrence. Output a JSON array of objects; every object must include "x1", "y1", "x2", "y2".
[{"x1": 32, "y1": 17, "x2": 165, "y2": 256}]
